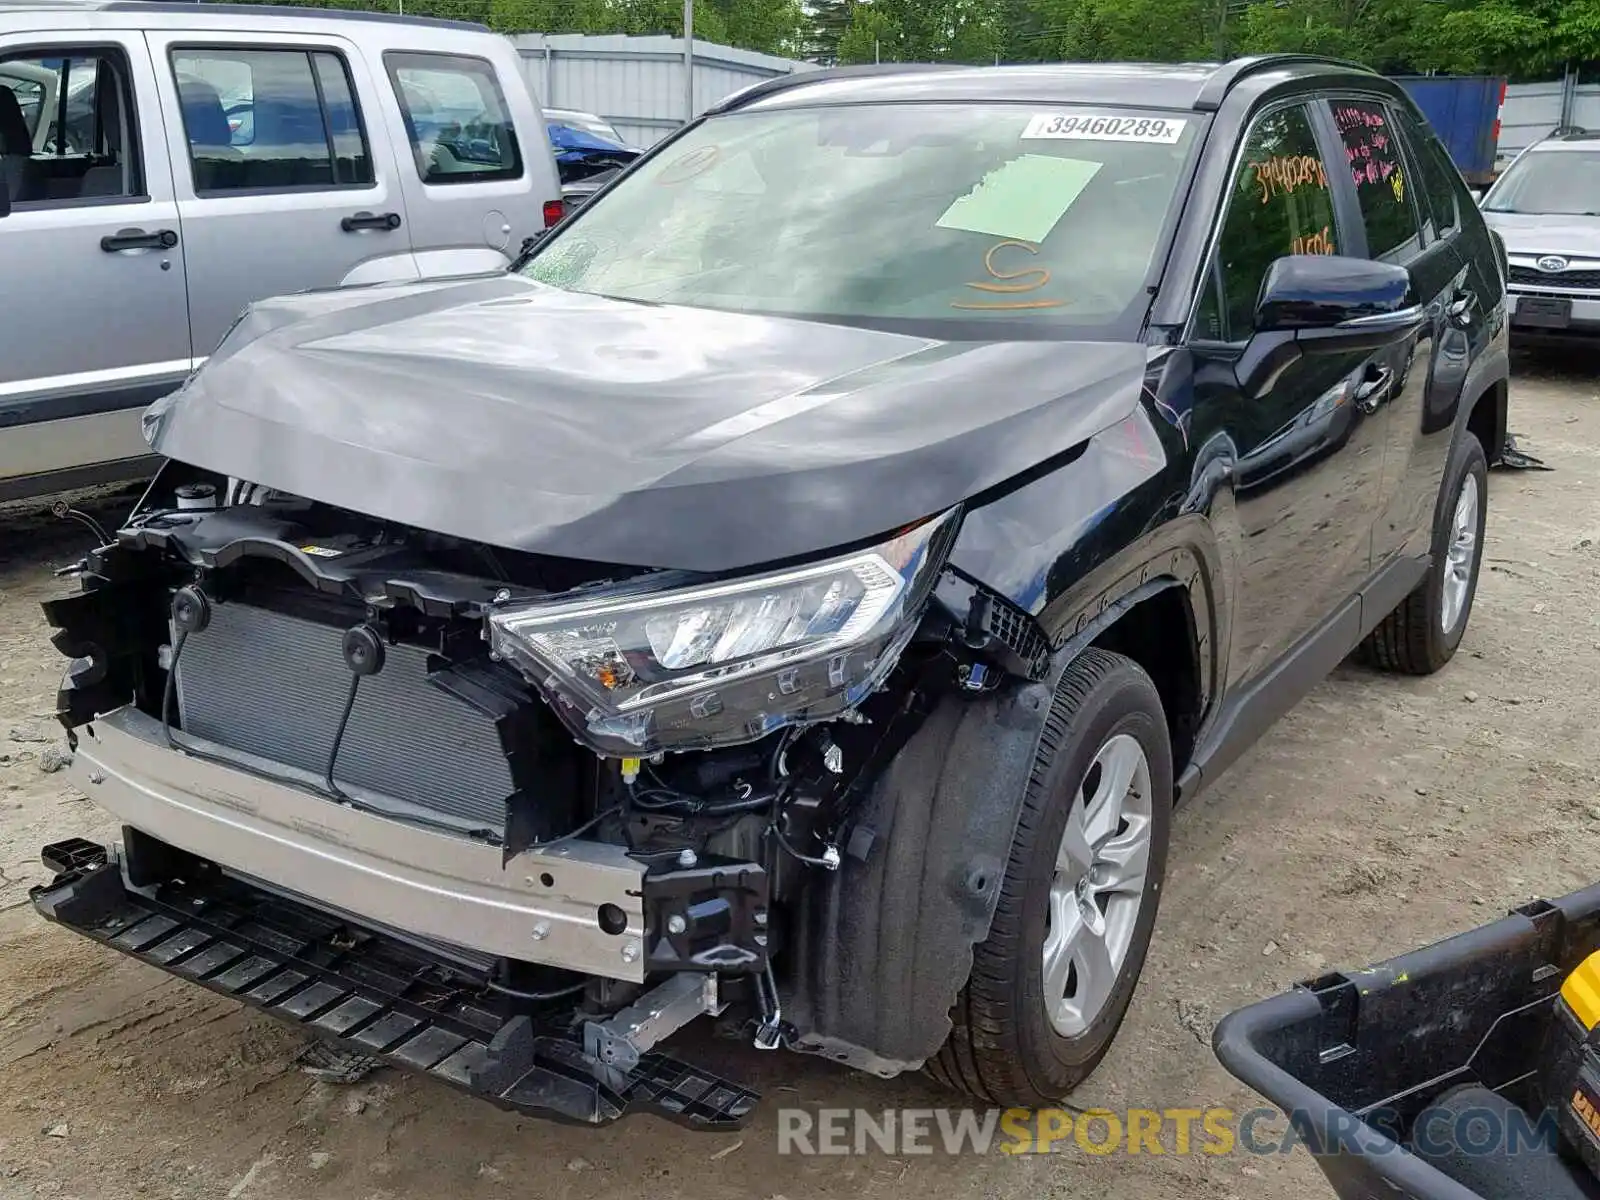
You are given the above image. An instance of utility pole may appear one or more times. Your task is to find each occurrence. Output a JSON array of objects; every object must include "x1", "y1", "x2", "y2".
[{"x1": 684, "y1": 0, "x2": 694, "y2": 124}]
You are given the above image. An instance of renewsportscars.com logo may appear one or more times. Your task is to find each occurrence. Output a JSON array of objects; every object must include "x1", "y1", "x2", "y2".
[{"x1": 776, "y1": 1105, "x2": 1566, "y2": 1157}]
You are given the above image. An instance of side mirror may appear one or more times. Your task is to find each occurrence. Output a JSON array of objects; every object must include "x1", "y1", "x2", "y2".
[
  {"x1": 1236, "y1": 256, "x2": 1421, "y2": 398},
  {"x1": 1256, "y1": 255, "x2": 1412, "y2": 334}
]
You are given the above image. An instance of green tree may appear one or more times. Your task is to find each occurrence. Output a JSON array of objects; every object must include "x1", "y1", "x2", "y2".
[
  {"x1": 1429, "y1": 0, "x2": 1600, "y2": 76},
  {"x1": 1011, "y1": 0, "x2": 1220, "y2": 62},
  {"x1": 1236, "y1": 0, "x2": 1600, "y2": 77},
  {"x1": 836, "y1": 0, "x2": 1003, "y2": 64},
  {"x1": 713, "y1": 0, "x2": 808, "y2": 56},
  {"x1": 805, "y1": 0, "x2": 856, "y2": 63},
  {"x1": 836, "y1": 3, "x2": 895, "y2": 63},
  {"x1": 1235, "y1": 0, "x2": 1430, "y2": 69},
  {"x1": 229, "y1": 0, "x2": 1600, "y2": 76},
  {"x1": 485, "y1": 0, "x2": 613, "y2": 34}
]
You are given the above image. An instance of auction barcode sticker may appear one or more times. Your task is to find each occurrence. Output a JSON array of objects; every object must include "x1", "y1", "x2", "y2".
[{"x1": 1022, "y1": 114, "x2": 1188, "y2": 144}]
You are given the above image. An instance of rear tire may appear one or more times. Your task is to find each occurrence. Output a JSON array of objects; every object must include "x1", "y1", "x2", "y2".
[
  {"x1": 928, "y1": 647, "x2": 1172, "y2": 1106},
  {"x1": 1362, "y1": 435, "x2": 1488, "y2": 675}
]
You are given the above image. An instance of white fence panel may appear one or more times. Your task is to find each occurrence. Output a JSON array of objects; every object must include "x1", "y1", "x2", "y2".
[
  {"x1": 1501, "y1": 76, "x2": 1599, "y2": 158},
  {"x1": 512, "y1": 34, "x2": 814, "y2": 148}
]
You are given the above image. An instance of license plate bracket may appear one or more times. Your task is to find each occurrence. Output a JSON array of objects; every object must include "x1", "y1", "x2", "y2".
[{"x1": 1518, "y1": 296, "x2": 1573, "y2": 327}]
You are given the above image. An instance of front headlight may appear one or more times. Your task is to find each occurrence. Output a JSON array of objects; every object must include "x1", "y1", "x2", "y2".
[{"x1": 488, "y1": 510, "x2": 959, "y2": 755}]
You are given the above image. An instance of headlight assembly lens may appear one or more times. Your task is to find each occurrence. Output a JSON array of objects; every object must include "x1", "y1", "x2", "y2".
[
  {"x1": 641, "y1": 562, "x2": 895, "y2": 671},
  {"x1": 487, "y1": 510, "x2": 958, "y2": 755}
]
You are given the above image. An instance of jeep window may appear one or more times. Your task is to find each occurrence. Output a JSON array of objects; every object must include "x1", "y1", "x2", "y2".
[
  {"x1": 170, "y1": 48, "x2": 375, "y2": 192},
  {"x1": 521, "y1": 103, "x2": 1201, "y2": 335},
  {"x1": 386, "y1": 52, "x2": 522, "y2": 185},
  {"x1": 1484, "y1": 149, "x2": 1600, "y2": 217},
  {"x1": 0, "y1": 50, "x2": 143, "y2": 206},
  {"x1": 1331, "y1": 99, "x2": 1423, "y2": 261},
  {"x1": 1197, "y1": 104, "x2": 1340, "y2": 342}
]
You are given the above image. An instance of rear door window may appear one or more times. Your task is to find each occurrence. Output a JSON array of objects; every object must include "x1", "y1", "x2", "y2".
[
  {"x1": 1331, "y1": 98, "x2": 1424, "y2": 262},
  {"x1": 1395, "y1": 108, "x2": 1461, "y2": 241},
  {"x1": 170, "y1": 47, "x2": 374, "y2": 193},
  {"x1": 386, "y1": 52, "x2": 521, "y2": 185}
]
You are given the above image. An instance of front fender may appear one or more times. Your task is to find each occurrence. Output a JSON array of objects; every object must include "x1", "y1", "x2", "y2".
[
  {"x1": 1039, "y1": 515, "x2": 1226, "y2": 721},
  {"x1": 781, "y1": 537, "x2": 1218, "y2": 1074}
]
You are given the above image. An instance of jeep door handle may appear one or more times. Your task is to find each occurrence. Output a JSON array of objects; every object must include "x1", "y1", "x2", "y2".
[
  {"x1": 341, "y1": 211, "x2": 402, "y2": 233},
  {"x1": 1354, "y1": 365, "x2": 1394, "y2": 414},
  {"x1": 1447, "y1": 289, "x2": 1476, "y2": 328},
  {"x1": 101, "y1": 228, "x2": 178, "y2": 252}
]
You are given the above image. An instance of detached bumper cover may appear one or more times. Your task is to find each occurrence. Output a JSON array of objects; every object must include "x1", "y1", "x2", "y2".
[{"x1": 31, "y1": 840, "x2": 758, "y2": 1128}]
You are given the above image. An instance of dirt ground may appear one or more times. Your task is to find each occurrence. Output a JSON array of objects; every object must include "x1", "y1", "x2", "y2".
[{"x1": 0, "y1": 354, "x2": 1598, "y2": 1200}]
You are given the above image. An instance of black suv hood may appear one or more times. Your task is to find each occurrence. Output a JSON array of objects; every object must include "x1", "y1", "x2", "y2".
[{"x1": 145, "y1": 275, "x2": 1149, "y2": 572}]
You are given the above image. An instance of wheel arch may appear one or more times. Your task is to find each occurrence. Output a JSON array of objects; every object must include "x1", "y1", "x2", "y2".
[
  {"x1": 1040, "y1": 515, "x2": 1226, "y2": 786},
  {"x1": 1465, "y1": 376, "x2": 1508, "y2": 466},
  {"x1": 1087, "y1": 583, "x2": 1205, "y2": 783}
]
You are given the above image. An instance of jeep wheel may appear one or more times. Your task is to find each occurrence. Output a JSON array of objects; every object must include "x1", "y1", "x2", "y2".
[
  {"x1": 928, "y1": 647, "x2": 1172, "y2": 1106},
  {"x1": 1362, "y1": 435, "x2": 1489, "y2": 675}
]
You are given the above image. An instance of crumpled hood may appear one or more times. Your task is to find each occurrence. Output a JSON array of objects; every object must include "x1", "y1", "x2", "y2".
[
  {"x1": 145, "y1": 274, "x2": 1150, "y2": 572},
  {"x1": 1482, "y1": 211, "x2": 1600, "y2": 258}
]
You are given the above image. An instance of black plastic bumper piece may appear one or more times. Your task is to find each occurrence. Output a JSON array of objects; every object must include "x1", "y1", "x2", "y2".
[{"x1": 31, "y1": 839, "x2": 758, "y2": 1129}]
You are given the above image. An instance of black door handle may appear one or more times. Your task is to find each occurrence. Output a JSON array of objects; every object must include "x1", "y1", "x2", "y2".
[
  {"x1": 101, "y1": 228, "x2": 178, "y2": 252},
  {"x1": 341, "y1": 211, "x2": 402, "y2": 233},
  {"x1": 1447, "y1": 289, "x2": 1476, "y2": 328},
  {"x1": 1354, "y1": 364, "x2": 1394, "y2": 414}
]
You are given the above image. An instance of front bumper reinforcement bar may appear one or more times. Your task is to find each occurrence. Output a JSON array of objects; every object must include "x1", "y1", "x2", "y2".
[{"x1": 66, "y1": 707, "x2": 649, "y2": 981}]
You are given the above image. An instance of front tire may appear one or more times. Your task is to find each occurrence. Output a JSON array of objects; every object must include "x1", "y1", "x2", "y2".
[
  {"x1": 1362, "y1": 435, "x2": 1488, "y2": 675},
  {"x1": 928, "y1": 647, "x2": 1172, "y2": 1106}
]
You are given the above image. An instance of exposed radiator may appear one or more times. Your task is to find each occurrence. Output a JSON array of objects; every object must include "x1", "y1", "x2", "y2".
[{"x1": 175, "y1": 602, "x2": 515, "y2": 830}]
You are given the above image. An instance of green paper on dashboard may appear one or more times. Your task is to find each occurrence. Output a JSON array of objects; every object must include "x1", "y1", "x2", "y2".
[{"x1": 936, "y1": 155, "x2": 1104, "y2": 244}]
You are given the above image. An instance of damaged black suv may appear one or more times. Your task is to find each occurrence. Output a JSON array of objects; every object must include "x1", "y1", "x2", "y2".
[{"x1": 34, "y1": 54, "x2": 1508, "y2": 1125}]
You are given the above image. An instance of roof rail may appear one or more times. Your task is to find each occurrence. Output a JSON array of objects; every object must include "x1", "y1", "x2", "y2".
[
  {"x1": 1194, "y1": 53, "x2": 1373, "y2": 111},
  {"x1": 705, "y1": 63, "x2": 954, "y2": 117}
]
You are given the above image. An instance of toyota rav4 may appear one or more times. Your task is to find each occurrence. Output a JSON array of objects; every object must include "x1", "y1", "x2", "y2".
[{"x1": 33, "y1": 55, "x2": 1508, "y2": 1127}]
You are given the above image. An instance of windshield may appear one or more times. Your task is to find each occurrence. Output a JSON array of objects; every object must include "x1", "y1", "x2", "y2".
[
  {"x1": 521, "y1": 102, "x2": 1201, "y2": 334},
  {"x1": 1485, "y1": 149, "x2": 1600, "y2": 216}
]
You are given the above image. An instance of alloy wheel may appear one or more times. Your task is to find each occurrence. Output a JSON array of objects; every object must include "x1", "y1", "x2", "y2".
[
  {"x1": 1441, "y1": 472, "x2": 1480, "y2": 634},
  {"x1": 1043, "y1": 733, "x2": 1153, "y2": 1038}
]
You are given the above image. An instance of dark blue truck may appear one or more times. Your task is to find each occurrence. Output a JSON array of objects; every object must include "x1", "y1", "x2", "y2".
[{"x1": 1392, "y1": 75, "x2": 1508, "y2": 185}]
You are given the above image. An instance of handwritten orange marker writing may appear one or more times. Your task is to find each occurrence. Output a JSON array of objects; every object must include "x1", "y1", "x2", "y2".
[
  {"x1": 952, "y1": 240, "x2": 1067, "y2": 311},
  {"x1": 1252, "y1": 155, "x2": 1328, "y2": 204},
  {"x1": 1291, "y1": 226, "x2": 1336, "y2": 256}
]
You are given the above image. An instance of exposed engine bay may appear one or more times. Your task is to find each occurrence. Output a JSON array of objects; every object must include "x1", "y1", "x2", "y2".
[{"x1": 36, "y1": 463, "x2": 1051, "y2": 1125}]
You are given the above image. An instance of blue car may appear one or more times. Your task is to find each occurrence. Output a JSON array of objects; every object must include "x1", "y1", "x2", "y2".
[{"x1": 542, "y1": 105, "x2": 637, "y2": 205}]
